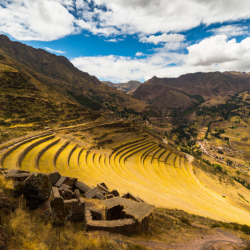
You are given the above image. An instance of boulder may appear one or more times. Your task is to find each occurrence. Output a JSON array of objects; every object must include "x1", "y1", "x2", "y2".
[
  {"x1": 50, "y1": 197, "x2": 67, "y2": 226},
  {"x1": 47, "y1": 172, "x2": 61, "y2": 186},
  {"x1": 23, "y1": 173, "x2": 52, "y2": 209},
  {"x1": 110, "y1": 190, "x2": 119, "y2": 197},
  {"x1": 13, "y1": 181, "x2": 25, "y2": 197}
]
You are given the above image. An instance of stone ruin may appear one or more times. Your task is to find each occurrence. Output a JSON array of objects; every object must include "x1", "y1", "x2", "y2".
[{"x1": 0, "y1": 168, "x2": 155, "y2": 234}]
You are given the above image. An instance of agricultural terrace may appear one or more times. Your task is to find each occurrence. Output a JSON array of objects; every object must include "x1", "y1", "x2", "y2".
[{"x1": 1, "y1": 121, "x2": 250, "y2": 226}]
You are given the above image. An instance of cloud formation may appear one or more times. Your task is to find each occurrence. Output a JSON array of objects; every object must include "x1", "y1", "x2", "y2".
[
  {"x1": 44, "y1": 47, "x2": 66, "y2": 54},
  {"x1": 71, "y1": 35, "x2": 250, "y2": 82},
  {"x1": 209, "y1": 25, "x2": 249, "y2": 37},
  {"x1": 1, "y1": 0, "x2": 250, "y2": 40},
  {"x1": 139, "y1": 33, "x2": 185, "y2": 45},
  {"x1": 0, "y1": 0, "x2": 77, "y2": 41}
]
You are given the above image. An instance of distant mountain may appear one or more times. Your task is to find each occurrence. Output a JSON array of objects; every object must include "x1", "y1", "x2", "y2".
[
  {"x1": 102, "y1": 80, "x2": 142, "y2": 93},
  {"x1": 132, "y1": 72, "x2": 250, "y2": 116},
  {"x1": 0, "y1": 35, "x2": 156, "y2": 115}
]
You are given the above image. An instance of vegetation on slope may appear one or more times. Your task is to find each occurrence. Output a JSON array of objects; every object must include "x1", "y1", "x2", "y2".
[{"x1": 0, "y1": 35, "x2": 157, "y2": 116}]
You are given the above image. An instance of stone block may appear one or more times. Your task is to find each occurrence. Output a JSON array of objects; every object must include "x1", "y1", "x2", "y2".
[
  {"x1": 74, "y1": 189, "x2": 81, "y2": 200},
  {"x1": 50, "y1": 197, "x2": 67, "y2": 226},
  {"x1": 52, "y1": 187, "x2": 60, "y2": 198},
  {"x1": 47, "y1": 172, "x2": 61, "y2": 186}
]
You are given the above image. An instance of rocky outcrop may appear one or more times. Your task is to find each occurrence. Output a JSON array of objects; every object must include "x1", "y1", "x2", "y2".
[{"x1": 23, "y1": 173, "x2": 52, "y2": 209}]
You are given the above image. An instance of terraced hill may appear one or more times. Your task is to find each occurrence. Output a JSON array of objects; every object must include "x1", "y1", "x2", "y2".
[{"x1": 1, "y1": 122, "x2": 250, "y2": 226}]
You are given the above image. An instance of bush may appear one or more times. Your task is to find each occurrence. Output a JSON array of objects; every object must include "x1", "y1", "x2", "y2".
[
  {"x1": 215, "y1": 164, "x2": 223, "y2": 172},
  {"x1": 241, "y1": 225, "x2": 250, "y2": 234},
  {"x1": 180, "y1": 216, "x2": 191, "y2": 226},
  {"x1": 211, "y1": 223, "x2": 221, "y2": 228}
]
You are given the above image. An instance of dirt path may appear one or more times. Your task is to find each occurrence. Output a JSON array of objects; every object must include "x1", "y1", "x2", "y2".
[{"x1": 119, "y1": 229, "x2": 244, "y2": 250}]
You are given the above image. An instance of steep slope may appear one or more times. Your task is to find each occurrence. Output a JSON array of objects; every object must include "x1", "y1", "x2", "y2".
[
  {"x1": 102, "y1": 80, "x2": 142, "y2": 93},
  {"x1": 133, "y1": 72, "x2": 250, "y2": 116},
  {"x1": 0, "y1": 54, "x2": 101, "y2": 130},
  {"x1": 0, "y1": 35, "x2": 153, "y2": 114}
]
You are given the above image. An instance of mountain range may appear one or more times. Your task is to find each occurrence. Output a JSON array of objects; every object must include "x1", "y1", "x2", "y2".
[
  {"x1": 132, "y1": 72, "x2": 250, "y2": 116},
  {"x1": 1, "y1": 34, "x2": 250, "y2": 120},
  {"x1": 0, "y1": 35, "x2": 155, "y2": 117}
]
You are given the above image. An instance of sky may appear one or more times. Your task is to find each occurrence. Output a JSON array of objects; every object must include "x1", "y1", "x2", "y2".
[{"x1": 1, "y1": 0, "x2": 250, "y2": 83}]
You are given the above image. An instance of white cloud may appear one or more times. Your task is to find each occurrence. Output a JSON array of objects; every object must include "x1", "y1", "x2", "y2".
[
  {"x1": 71, "y1": 35, "x2": 250, "y2": 82},
  {"x1": 186, "y1": 35, "x2": 250, "y2": 70},
  {"x1": 0, "y1": 0, "x2": 77, "y2": 41},
  {"x1": 105, "y1": 38, "x2": 123, "y2": 42},
  {"x1": 84, "y1": 0, "x2": 250, "y2": 36},
  {"x1": 135, "y1": 52, "x2": 144, "y2": 56},
  {"x1": 1, "y1": 0, "x2": 250, "y2": 40},
  {"x1": 209, "y1": 25, "x2": 249, "y2": 37},
  {"x1": 139, "y1": 33, "x2": 185, "y2": 45},
  {"x1": 44, "y1": 47, "x2": 66, "y2": 54}
]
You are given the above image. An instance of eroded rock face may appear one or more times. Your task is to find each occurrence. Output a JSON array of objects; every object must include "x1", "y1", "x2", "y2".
[
  {"x1": 23, "y1": 173, "x2": 52, "y2": 209},
  {"x1": 50, "y1": 197, "x2": 67, "y2": 226}
]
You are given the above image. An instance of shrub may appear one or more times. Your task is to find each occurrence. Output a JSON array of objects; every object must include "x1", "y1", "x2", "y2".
[
  {"x1": 241, "y1": 225, "x2": 250, "y2": 234},
  {"x1": 215, "y1": 164, "x2": 223, "y2": 172},
  {"x1": 180, "y1": 216, "x2": 191, "y2": 226},
  {"x1": 211, "y1": 223, "x2": 221, "y2": 228}
]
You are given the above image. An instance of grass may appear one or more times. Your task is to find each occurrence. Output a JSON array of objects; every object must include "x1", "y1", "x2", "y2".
[
  {"x1": 2, "y1": 122, "x2": 250, "y2": 226},
  {"x1": 4, "y1": 199, "x2": 148, "y2": 250}
]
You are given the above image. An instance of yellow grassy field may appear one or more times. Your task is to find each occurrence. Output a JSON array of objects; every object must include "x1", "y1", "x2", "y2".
[{"x1": 1, "y1": 133, "x2": 250, "y2": 226}]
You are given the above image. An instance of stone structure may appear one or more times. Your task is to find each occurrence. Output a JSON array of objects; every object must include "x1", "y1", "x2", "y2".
[{"x1": 2, "y1": 169, "x2": 154, "y2": 233}]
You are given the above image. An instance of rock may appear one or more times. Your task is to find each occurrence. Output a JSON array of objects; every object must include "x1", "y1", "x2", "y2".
[
  {"x1": 50, "y1": 197, "x2": 67, "y2": 226},
  {"x1": 47, "y1": 172, "x2": 61, "y2": 186},
  {"x1": 74, "y1": 189, "x2": 81, "y2": 200},
  {"x1": 60, "y1": 184, "x2": 71, "y2": 191},
  {"x1": 110, "y1": 190, "x2": 119, "y2": 197},
  {"x1": 23, "y1": 173, "x2": 52, "y2": 209},
  {"x1": 64, "y1": 198, "x2": 85, "y2": 222},
  {"x1": 74, "y1": 180, "x2": 91, "y2": 194},
  {"x1": 5, "y1": 173, "x2": 30, "y2": 182},
  {"x1": 52, "y1": 187, "x2": 60, "y2": 198},
  {"x1": 13, "y1": 181, "x2": 25, "y2": 197}
]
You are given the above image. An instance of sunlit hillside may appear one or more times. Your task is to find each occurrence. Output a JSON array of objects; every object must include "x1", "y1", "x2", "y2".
[{"x1": 2, "y1": 121, "x2": 250, "y2": 226}]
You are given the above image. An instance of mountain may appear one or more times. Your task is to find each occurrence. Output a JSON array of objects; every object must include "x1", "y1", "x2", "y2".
[
  {"x1": 0, "y1": 48, "x2": 102, "y2": 132},
  {"x1": 132, "y1": 72, "x2": 250, "y2": 116},
  {"x1": 0, "y1": 35, "x2": 155, "y2": 115},
  {"x1": 102, "y1": 80, "x2": 142, "y2": 93}
]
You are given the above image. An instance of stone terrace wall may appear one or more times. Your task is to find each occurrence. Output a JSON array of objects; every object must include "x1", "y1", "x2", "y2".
[{"x1": 86, "y1": 208, "x2": 138, "y2": 233}]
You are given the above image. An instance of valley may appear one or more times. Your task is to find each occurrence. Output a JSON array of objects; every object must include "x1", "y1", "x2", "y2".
[{"x1": 1, "y1": 35, "x2": 250, "y2": 249}]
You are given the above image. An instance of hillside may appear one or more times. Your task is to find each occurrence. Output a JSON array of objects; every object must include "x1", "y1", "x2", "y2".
[
  {"x1": 132, "y1": 72, "x2": 250, "y2": 116},
  {"x1": 102, "y1": 80, "x2": 142, "y2": 93},
  {"x1": 2, "y1": 120, "x2": 250, "y2": 228},
  {"x1": 0, "y1": 35, "x2": 154, "y2": 115}
]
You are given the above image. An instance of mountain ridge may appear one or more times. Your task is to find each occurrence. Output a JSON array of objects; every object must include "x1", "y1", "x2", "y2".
[
  {"x1": 133, "y1": 71, "x2": 250, "y2": 116},
  {"x1": 102, "y1": 80, "x2": 142, "y2": 93},
  {"x1": 0, "y1": 35, "x2": 156, "y2": 115}
]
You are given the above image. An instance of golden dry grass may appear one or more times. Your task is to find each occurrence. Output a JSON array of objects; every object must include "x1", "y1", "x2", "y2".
[
  {"x1": 2, "y1": 129, "x2": 250, "y2": 227},
  {"x1": 5, "y1": 201, "x2": 148, "y2": 250}
]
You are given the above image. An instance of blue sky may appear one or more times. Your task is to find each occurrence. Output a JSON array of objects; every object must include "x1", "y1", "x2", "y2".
[{"x1": 1, "y1": 0, "x2": 250, "y2": 82}]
